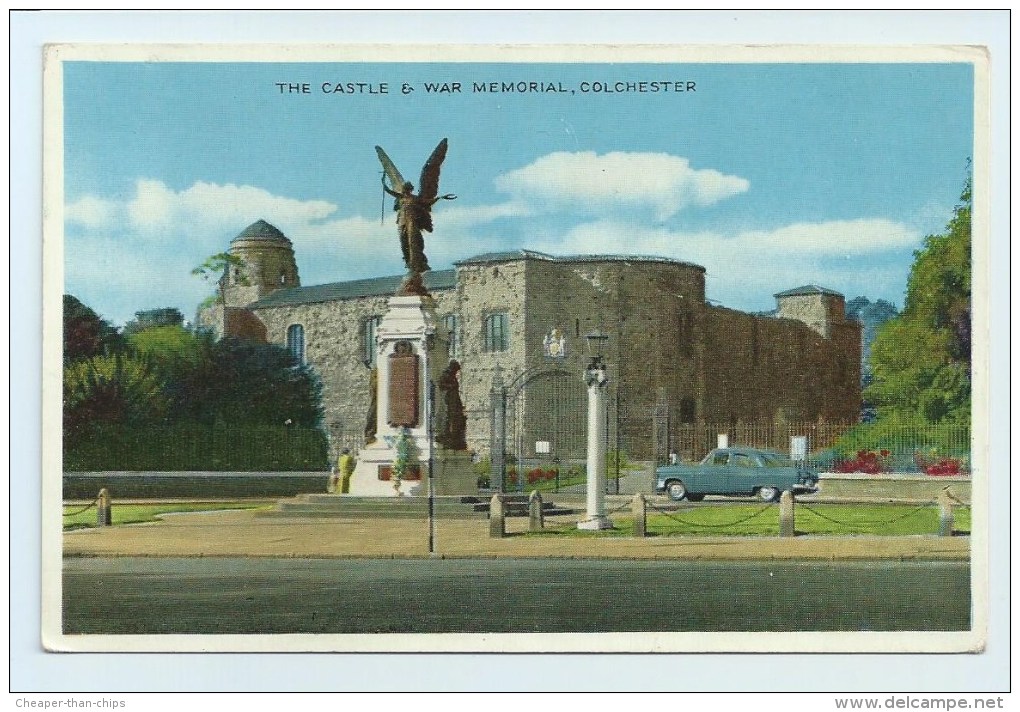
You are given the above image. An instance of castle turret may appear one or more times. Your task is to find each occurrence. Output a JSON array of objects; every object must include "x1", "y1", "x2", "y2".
[
  {"x1": 222, "y1": 219, "x2": 300, "y2": 308},
  {"x1": 774, "y1": 284, "x2": 846, "y2": 338},
  {"x1": 195, "y1": 219, "x2": 298, "y2": 340}
]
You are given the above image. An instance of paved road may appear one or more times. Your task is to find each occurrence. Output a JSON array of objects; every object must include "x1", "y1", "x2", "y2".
[{"x1": 63, "y1": 557, "x2": 970, "y2": 635}]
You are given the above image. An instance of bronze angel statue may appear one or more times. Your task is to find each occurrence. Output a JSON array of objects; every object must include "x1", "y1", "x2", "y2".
[{"x1": 376, "y1": 138, "x2": 457, "y2": 275}]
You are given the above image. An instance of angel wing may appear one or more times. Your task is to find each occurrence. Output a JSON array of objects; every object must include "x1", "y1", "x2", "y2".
[
  {"x1": 375, "y1": 145, "x2": 406, "y2": 191},
  {"x1": 418, "y1": 138, "x2": 449, "y2": 201}
]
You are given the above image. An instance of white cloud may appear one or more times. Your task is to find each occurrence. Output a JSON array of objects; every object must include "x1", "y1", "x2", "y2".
[
  {"x1": 494, "y1": 151, "x2": 749, "y2": 221},
  {"x1": 62, "y1": 176, "x2": 919, "y2": 325},
  {"x1": 734, "y1": 219, "x2": 921, "y2": 256},
  {"x1": 126, "y1": 179, "x2": 338, "y2": 234},
  {"x1": 65, "y1": 195, "x2": 117, "y2": 227},
  {"x1": 527, "y1": 217, "x2": 921, "y2": 310}
]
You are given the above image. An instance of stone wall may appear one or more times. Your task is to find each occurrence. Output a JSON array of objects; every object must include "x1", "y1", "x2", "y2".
[
  {"x1": 245, "y1": 253, "x2": 860, "y2": 463},
  {"x1": 699, "y1": 305, "x2": 860, "y2": 425},
  {"x1": 253, "y1": 288, "x2": 457, "y2": 459},
  {"x1": 775, "y1": 293, "x2": 844, "y2": 338},
  {"x1": 453, "y1": 260, "x2": 528, "y2": 455},
  {"x1": 613, "y1": 261, "x2": 705, "y2": 453}
]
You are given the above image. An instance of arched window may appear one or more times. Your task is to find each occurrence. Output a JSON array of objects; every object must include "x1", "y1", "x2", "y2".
[{"x1": 287, "y1": 324, "x2": 305, "y2": 365}]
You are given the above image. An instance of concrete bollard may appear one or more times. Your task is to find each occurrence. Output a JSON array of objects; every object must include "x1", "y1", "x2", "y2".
[
  {"x1": 528, "y1": 490, "x2": 544, "y2": 531},
  {"x1": 938, "y1": 488, "x2": 955, "y2": 537},
  {"x1": 489, "y1": 493, "x2": 506, "y2": 538},
  {"x1": 632, "y1": 492, "x2": 647, "y2": 538},
  {"x1": 779, "y1": 490, "x2": 795, "y2": 538},
  {"x1": 96, "y1": 488, "x2": 112, "y2": 527}
]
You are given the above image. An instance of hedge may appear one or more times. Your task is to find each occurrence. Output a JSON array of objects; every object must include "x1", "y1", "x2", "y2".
[
  {"x1": 62, "y1": 472, "x2": 329, "y2": 500},
  {"x1": 64, "y1": 424, "x2": 329, "y2": 472}
]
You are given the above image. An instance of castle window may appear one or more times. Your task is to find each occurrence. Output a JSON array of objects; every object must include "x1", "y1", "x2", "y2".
[
  {"x1": 363, "y1": 315, "x2": 382, "y2": 367},
  {"x1": 483, "y1": 312, "x2": 509, "y2": 353},
  {"x1": 287, "y1": 324, "x2": 305, "y2": 365},
  {"x1": 442, "y1": 313, "x2": 460, "y2": 358}
]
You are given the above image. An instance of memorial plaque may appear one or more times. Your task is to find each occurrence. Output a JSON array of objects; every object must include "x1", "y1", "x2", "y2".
[{"x1": 387, "y1": 346, "x2": 419, "y2": 427}]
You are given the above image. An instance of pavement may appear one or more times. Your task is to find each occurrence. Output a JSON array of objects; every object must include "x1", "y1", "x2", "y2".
[{"x1": 62, "y1": 499, "x2": 971, "y2": 561}]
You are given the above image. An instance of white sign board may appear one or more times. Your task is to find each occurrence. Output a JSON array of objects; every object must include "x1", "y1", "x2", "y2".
[
  {"x1": 535, "y1": 441, "x2": 551, "y2": 455},
  {"x1": 790, "y1": 436, "x2": 808, "y2": 461},
  {"x1": 717, "y1": 433, "x2": 729, "y2": 449}
]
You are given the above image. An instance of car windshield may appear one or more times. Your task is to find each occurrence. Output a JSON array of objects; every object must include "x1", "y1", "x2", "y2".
[{"x1": 759, "y1": 452, "x2": 794, "y2": 467}]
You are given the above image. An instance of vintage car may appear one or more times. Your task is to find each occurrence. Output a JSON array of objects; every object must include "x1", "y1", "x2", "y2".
[{"x1": 655, "y1": 447, "x2": 819, "y2": 502}]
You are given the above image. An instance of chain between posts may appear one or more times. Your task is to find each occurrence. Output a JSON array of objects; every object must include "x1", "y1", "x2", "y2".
[
  {"x1": 607, "y1": 500, "x2": 633, "y2": 516},
  {"x1": 798, "y1": 502, "x2": 935, "y2": 528},
  {"x1": 646, "y1": 501, "x2": 775, "y2": 529},
  {"x1": 63, "y1": 498, "x2": 99, "y2": 517}
]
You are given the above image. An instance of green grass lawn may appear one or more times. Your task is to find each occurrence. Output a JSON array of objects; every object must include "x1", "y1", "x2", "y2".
[
  {"x1": 526, "y1": 503, "x2": 971, "y2": 538},
  {"x1": 63, "y1": 502, "x2": 273, "y2": 530}
]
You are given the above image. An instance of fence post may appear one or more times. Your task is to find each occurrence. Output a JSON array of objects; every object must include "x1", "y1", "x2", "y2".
[
  {"x1": 937, "y1": 488, "x2": 955, "y2": 537},
  {"x1": 96, "y1": 488, "x2": 112, "y2": 527},
  {"x1": 779, "y1": 490, "x2": 795, "y2": 537},
  {"x1": 489, "y1": 493, "x2": 506, "y2": 538},
  {"x1": 490, "y1": 370, "x2": 507, "y2": 491},
  {"x1": 631, "y1": 492, "x2": 646, "y2": 538},
  {"x1": 528, "y1": 490, "x2": 544, "y2": 531}
]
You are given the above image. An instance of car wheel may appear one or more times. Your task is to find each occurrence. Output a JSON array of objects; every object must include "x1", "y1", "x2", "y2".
[
  {"x1": 666, "y1": 480, "x2": 688, "y2": 501},
  {"x1": 686, "y1": 493, "x2": 705, "y2": 502},
  {"x1": 757, "y1": 486, "x2": 780, "y2": 502}
]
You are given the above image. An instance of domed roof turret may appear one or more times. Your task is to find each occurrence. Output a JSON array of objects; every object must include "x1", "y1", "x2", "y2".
[{"x1": 231, "y1": 219, "x2": 292, "y2": 245}]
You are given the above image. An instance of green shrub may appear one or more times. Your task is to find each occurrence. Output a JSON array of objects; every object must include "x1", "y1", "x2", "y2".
[{"x1": 64, "y1": 424, "x2": 329, "y2": 472}]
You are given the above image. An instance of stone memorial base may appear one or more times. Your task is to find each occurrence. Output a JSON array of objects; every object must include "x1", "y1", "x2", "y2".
[
  {"x1": 346, "y1": 443, "x2": 421, "y2": 497},
  {"x1": 345, "y1": 446, "x2": 477, "y2": 497}
]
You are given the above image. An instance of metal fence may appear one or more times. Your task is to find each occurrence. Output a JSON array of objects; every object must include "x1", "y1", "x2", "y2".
[{"x1": 657, "y1": 420, "x2": 971, "y2": 473}]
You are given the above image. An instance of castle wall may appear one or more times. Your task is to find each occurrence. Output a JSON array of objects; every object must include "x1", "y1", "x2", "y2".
[
  {"x1": 253, "y1": 289, "x2": 456, "y2": 457},
  {"x1": 452, "y1": 260, "x2": 528, "y2": 455},
  {"x1": 242, "y1": 252, "x2": 860, "y2": 462},
  {"x1": 699, "y1": 306, "x2": 860, "y2": 425}
]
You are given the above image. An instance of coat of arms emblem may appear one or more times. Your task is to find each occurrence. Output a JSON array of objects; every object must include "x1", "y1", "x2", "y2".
[{"x1": 543, "y1": 327, "x2": 566, "y2": 359}]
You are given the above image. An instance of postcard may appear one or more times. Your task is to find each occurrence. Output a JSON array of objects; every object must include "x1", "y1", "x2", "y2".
[{"x1": 42, "y1": 43, "x2": 989, "y2": 654}]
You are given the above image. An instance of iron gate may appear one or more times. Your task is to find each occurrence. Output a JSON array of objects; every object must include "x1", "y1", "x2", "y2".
[{"x1": 491, "y1": 366, "x2": 617, "y2": 493}]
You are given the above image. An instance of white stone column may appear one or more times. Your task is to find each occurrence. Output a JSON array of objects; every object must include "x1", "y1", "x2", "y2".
[{"x1": 578, "y1": 360, "x2": 613, "y2": 530}]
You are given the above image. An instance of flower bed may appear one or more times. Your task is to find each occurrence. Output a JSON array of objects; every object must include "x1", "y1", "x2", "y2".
[{"x1": 834, "y1": 449, "x2": 966, "y2": 476}]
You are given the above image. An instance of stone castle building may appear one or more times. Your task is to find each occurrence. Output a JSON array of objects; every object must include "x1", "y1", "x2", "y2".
[{"x1": 199, "y1": 220, "x2": 861, "y2": 460}]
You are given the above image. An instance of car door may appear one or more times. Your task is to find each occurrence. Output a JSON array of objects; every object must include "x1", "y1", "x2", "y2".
[
  {"x1": 698, "y1": 450, "x2": 731, "y2": 494},
  {"x1": 728, "y1": 452, "x2": 759, "y2": 495}
]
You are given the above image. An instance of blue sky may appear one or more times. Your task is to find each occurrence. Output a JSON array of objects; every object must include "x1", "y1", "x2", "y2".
[{"x1": 62, "y1": 60, "x2": 974, "y2": 326}]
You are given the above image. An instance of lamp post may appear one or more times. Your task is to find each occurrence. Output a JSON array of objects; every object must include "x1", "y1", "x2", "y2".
[{"x1": 578, "y1": 329, "x2": 613, "y2": 530}]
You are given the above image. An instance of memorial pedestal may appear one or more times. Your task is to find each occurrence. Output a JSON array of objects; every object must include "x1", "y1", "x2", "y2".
[{"x1": 346, "y1": 292, "x2": 475, "y2": 497}]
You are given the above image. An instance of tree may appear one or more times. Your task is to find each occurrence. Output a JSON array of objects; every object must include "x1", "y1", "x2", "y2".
[
  {"x1": 865, "y1": 174, "x2": 971, "y2": 425},
  {"x1": 192, "y1": 252, "x2": 249, "y2": 307},
  {"x1": 63, "y1": 294, "x2": 124, "y2": 364},
  {"x1": 63, "y1": 353, "x2": 168, "y2": 439},
  {"x1": 123, "y1": 307, "x2": 185, "y2": 336},
  {"x1": 128, "y1": 324, "x2": 210, "y2": 386},
  {"x1": 172, "y1": 338, "x2": 324, "y2": 428}
]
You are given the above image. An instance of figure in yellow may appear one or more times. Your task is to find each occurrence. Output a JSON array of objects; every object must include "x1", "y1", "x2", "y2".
[{"x1": 337, "y1": 448, "x2": 357, "y2": 494}]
